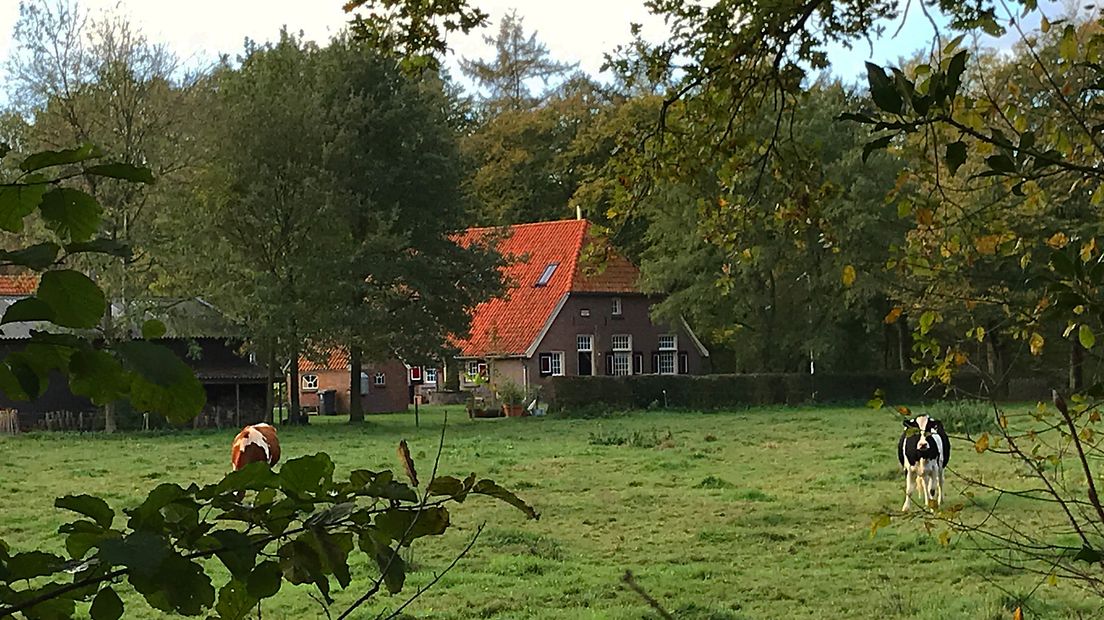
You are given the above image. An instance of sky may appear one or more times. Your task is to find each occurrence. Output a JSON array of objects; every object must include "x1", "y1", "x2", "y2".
[{"x1": 0, "y1": 0, "x2": 1067, "y2": 100}]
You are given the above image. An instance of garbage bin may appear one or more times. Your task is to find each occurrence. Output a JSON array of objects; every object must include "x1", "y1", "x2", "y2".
[{"x1": 320, "y1": 389, "x2": 337, "y2": 415}]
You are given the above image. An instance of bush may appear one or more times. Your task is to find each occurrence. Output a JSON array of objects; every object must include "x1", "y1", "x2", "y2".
[
  {"x1": 545, "y1": 371, "x2": 998, "y2": 412},
  {"x1": 588, "y1": 428, "x2": 672, "y2": 448},
  {"x1": 922, "y1": 399, "x2": 996, "y2": 435}
]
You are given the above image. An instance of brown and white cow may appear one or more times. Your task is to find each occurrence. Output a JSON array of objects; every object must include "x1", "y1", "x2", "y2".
[{"x1": 231, "y1": 423, "x2": 281, "y2": 471}]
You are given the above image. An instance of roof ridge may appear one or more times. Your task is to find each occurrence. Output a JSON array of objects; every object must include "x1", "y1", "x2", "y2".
[{"x1": 461, "y1": 219, "x2": 587, "y2": 235}]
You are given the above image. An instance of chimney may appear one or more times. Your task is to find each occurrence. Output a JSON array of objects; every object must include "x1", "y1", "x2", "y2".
[{"x1": 575, "y1": 205, "x2": 583, "y2": 220}]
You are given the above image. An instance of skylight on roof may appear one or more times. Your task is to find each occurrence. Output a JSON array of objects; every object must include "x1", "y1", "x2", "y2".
[{"x1": 535, "y1": 262, "x2": 559, "y2": 287}]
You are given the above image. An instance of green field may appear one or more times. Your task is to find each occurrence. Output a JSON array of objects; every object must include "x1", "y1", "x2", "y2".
[{"x1": 0, "y1": 406, "x2": 1098, "y2": 619}]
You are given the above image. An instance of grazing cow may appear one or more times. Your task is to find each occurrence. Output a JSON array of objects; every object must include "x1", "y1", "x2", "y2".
[
  {"x1": 898, "y1": 415, "x2": 950, "y2": 510},
  {"x1": 231, "y1": 423, "x2": 281, "y2": 471}
]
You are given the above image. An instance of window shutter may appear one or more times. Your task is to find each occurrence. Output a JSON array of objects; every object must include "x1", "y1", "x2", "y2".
[
  {"x1": 651, "y1": 352, "x2": 660, "y2": 374},
  {"x1": 678, "y1": 351, "x2": 689, "y2": 374},
  {"x1": 539, "y1": 353, "x2": 552, "y2": 377},
  {"x1": 605, "y1": 352, "x2": 614, "y2": 375},
  {"x1": 632, "y1": 352, "x2": 643, "y2": 374}
]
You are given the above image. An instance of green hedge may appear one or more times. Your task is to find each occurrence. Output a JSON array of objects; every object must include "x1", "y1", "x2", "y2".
[{"x1": 544, "y1": 371, "x2": 997, "y2": 411}]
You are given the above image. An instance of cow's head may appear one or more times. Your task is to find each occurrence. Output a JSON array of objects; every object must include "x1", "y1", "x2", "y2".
[{"x1": 903, "y1": 415, "x2": 942, "y2": 451}]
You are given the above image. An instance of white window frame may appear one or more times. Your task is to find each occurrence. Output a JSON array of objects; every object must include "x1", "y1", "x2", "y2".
[
  {"x1": 467, "y1": 360, "x2": 479, "y2": 377},
  {"x1": 612, "y1": 297, "x2": 623, "y2": 316},
  {"x1": 374, "y1": 372, "x2": 386, "y2": 386},
  {"x1": 659, "y1": 334, "x2": 678, "y2": 375},
  {"x1": 549, "y1": 352, "x2": 564, "y2": 376},
  {"x1": 612, "y1": 334, "x2": 632, "y2": 376},
  {"x1": 302, "y1": 374, "x2": 319, "y2": 391},
  {"x1": 425, "y1": 368, "x2": 438, "y2": 384},
  {"x1": 577, "y1": 334, "x2": 593, "y2": 352}
]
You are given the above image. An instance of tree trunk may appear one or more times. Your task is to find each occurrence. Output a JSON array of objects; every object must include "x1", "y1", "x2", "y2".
[
  {"x1": 289, "y1": 346, "x2": 303, "y2": 425},
  {"x1": 265, "y1": 341, "x2": 276, "y2": 424},
  {"x1": 1071, "y1": 340, "x2": 1085, "y2": 392},
  {"x1": 985, "y1": 327, "x2": 1008, "y2": 399},
  {"x1": 349, "y1": 344, "x2": 364, "y2": 423},
  {"x1": 101, "y1": 296, "x2": 118, "y2": 433},
  {"x1": 896, "y1": 315, "x2": 908, "y2": 371}
]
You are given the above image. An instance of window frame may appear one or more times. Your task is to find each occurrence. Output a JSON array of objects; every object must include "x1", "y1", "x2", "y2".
[
  {"x1": 424, "y1": 368, "x2": 438, "y2": 384},
  {"x1": 611, "y1": 334, "x2": 632, "y2": 376},
  {"x1": 374, "y1": 372, "x2": 386, "y2": 386},
  {"x1": 611, "y1": 297, "x2": 623, "y2": 317},
  {"x1": 302, "y1": 374, "x2": 319, "y2": 391},
  {"x1": 658, "y1": 334, "x2": 678, "y2": 375},
  {"x1": 535, "y1": 262, "x2": 559, "y2": 287}
]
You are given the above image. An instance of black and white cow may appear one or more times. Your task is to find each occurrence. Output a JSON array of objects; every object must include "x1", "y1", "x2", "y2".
[{"x1": 898, "y1": 415, "x2": 950, "y2": 510}]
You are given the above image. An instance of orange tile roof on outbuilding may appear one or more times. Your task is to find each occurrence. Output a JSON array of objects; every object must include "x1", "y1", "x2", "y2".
[
  {"x1": 0, "y1": 274, "x2": 39, "y2": 297},
  {"x1": 453, "y1": 219, "x2": 643, "y2": 358},
  {"x1": 299, "y1": 347, "x2": 350, "y2": 372}
]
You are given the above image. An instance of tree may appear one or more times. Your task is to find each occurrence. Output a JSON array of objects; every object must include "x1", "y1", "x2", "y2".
[
  {"x1": 459, "y1": 9, "x2": 577, "y2": 113},
  {"x1": 309, "y1": 37, "x2": 507, "y2": 422},
  {"x1": 6, "y1": 0, "x2": 207, "y2": 431}
]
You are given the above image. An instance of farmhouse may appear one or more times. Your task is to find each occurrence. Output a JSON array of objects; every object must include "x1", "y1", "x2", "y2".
[{"x1": 453, "y1": 219, "x2": 710, "y2": 393}]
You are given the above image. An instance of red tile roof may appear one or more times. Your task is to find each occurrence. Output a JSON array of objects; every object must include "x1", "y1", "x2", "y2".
[
  {"x1": 300, "y1": 347, "x2": 350, "y2": 372},
  {"x1": 453, "y1": 219, "x2": 642, "y2": 357},
  {"x1": 0, "y1": 274, "x2": 39, "y2": 296}
]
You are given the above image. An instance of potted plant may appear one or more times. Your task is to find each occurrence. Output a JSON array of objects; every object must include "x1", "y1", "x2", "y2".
[
  {"x1": 465, "y1": 373, "x2": 502, "y2": 418},
  {"x1": 498, "y1": 380, "x2": 526, "y2": 417}
]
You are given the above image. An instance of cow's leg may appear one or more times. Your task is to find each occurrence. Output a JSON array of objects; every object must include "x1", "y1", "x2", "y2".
[
  {"x1": 937, "y1": 466, "x2": 945, "y2": 507},
  {"x1": 902, "y1": 467, "x2": 915, "y2": 511}
]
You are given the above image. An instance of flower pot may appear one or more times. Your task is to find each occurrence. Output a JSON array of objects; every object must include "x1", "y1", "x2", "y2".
[{"x1": 502, "y1": 404, "x2": 526, "y2": 417}]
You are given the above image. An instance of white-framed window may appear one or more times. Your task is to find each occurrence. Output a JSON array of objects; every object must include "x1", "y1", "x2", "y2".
[
  {"x1": 302, "y1": 374, "x2": 319, "y2": 391},
  {"x1": 577, "y1": 334, "x2": 593, "y2": 352},
  {"x1": 425, "y1": 368, "x2": 438, "y2": 384},
  {"x1": 535, "y1": 263, "x2": 558, "y2": 287},
  {"x1": 659, "y1": 334, "x2": 678, "y2": 375},
  {"x1": 374, "y1": 372, "x2": 386, "y2": 386},
  {"x1": 612, "y1": 297, "x2": 623, "y2": 316},
  {"x1": 467, "y1": 360, "x2": 479, "y2": 377},
  {"x1": 612, "y1": 334, "x2": 632, "y2": 376},
  {"x1": 539, "y1": 352, "x2": 565, "y2": 377},
  {"x1": 409, "y1": 366, "x2": 423, "y2": 382},
  {"x1": 360, "y1": 372, "x2": 369, "y2": 395}
]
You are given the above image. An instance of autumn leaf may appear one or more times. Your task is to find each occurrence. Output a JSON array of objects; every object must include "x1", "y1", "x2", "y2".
[
  {"x1": 975, "y1": 433, "x2": 990, "y2": 453},
  {"x1": 1013, "y1": 606, "x2": 1023, "y2": 620},
  {"x1": 841, "y1": 265, "x2": 856, "y2": 287},
  {"x1": 896, "y1": 406, "x2": 911, "y2": 416},
  {"x1": 884, "y1": 307, "x2": 902, "y2": 324},
  {"x1": 974, "y1": 234, "x2": 1001, "y2": 255},
  {"x1": 397, "y1": 440, "x2": 419, "y2": 487},
  {"x1": 1029, "y1": 333, "x2": 1045, "y2": 356},
  {"x1": 1047, "y1": 231, "x2": 1069, "y2": 249}
]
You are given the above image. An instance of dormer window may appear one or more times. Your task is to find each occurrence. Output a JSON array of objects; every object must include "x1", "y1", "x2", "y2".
[
  {"x1": 612, "y1": 297, "x2": 623, "y2": 316},
  {"x1": 535, "y1": 263, "x2": 558, "y2": 287}
]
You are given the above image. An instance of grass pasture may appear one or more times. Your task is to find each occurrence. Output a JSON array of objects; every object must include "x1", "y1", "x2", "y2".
[{"x1": 0, "y1": 406, "x2": 1098, "y2": 619}]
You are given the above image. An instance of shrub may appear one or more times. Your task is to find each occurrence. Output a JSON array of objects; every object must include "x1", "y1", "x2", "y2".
[{"x1": 922, "y1": 399, "x2": 996, "y2": 435}]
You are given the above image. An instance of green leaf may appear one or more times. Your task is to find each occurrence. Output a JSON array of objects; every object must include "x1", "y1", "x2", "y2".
[
  {"x1": 90, "y1": 586, "x2": 124, "y2": 620},
  {"x1": 426, "y1": 474, "x2": 475, "y2": 500},
  {"x1": 944, "y1": 50, "x2": 968, "y2": 99},
  {"x1": 142, "y1": 319, "x2": 167, "y2": 340},
  {"x1": 945, "y1": 141, "x2": 967, "y2": 176},
  {"x1": 209, "y1": 530, "x2": 256, "y2": 579},
  {"x1": 374, "y1": 507, "x2": 451, "y2": 545},
  {"x1": 280, "y1": 453, "x2": 335, "y2": 495},
  {"x1": 20, "y1": 144, "x2": 103, "y2": 172},
  {"x1": 1080, "y1": 324, "x2": 1096, "y2": 349},
  {"x1": 128, "y1": 553, "x2": 215, "y2": 615},
  {"x1": 215, "y1": 579, "x2": 254, "y2": 620},
  {"x1": 246, "y1": 561, "x2": 282, "y2": 600},
  {"x1": 862, "y1": 135, "x2": 893, "y2": 163},
  {"x1": 98, "y1": 531, "x2": 170, "y2": 573},
  {"x1": 115, "y1": 341, "x2": 205, "y2": 423},
  {"x1": 985, "y1": 154, "x2": 1016, "y2": 174},
  {"x1": 65, "y1": 238, "x2": 132, "y2": 259},
  {"x1": 55, "y1": 494, "x2": 114, "y2": 528},
  {"x1": 4, "y1": 551, "x2": 64, "y2": 580},
  {"x1": 68, "y1": 350, "x2": 129, "y2": 405},
  {"x1": 84, "y1": 163, "x2": 155, "y2": 184},
  {"x1": 1074, "y1": 544, "x2": 1102, "y2": 564},
  {"x1": 362, "y1": 470, "x2": 419, "y2": 502},
  {"x1": 865, "y1": 62, "x2": 903, "y2": 115},
  {"x1": 58, "y1": 520, "x2": 119, "y2": 560},
  {"x1": 359, "y1": 532, "x2": 406, "y2": 594},
  {"x1": 0, "y1": 183, "x2": 48, "y2": 233},
  {"x1": 312, "y1": 530, "x2": 354, "y2": 589},
  {"x1": 39, "y1": 187, "x2": 102, "y2": 242},
  {"x1": 471, "y1": 479, "x2": 540, "y2": 520},
  {"x1": 36, "y1": 269, "x2": 106, "y2": 328},
  {"x1": 1, "y1": 297, "x2": 54, "y2": 325},
  {"x1": 199, "y1": 461, "x2": 281, "y2": 499},
  {"x1": 1060, "y1": 25, "x2": 1079, "y2": 61},
  {"x1": 277, "y1": 538, "x2": 324, "y2": 588},
  {"x1": 0, "y1": 242, "x2": 59, "y2": 269}
]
